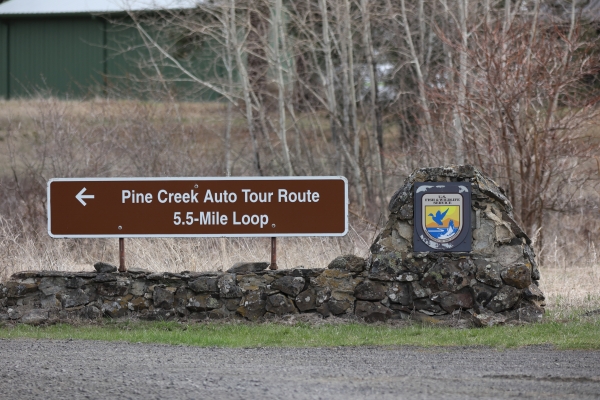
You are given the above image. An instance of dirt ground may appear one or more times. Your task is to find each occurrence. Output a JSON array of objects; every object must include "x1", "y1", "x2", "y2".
[{"x1": 0, "y1": 339, "x2": 598, "y2": 399}]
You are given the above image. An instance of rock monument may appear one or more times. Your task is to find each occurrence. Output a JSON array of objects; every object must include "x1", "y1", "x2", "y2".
[{"x1": 368, "y1": 164, "x2": 544, "y2": 325}]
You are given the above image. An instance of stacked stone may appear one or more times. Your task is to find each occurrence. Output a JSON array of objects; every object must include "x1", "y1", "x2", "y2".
[
  {"x1": 367, "y1": 165, "x2": 545, "y2": 325},
  {"x1": 0, "y1": 257, "x2": 369, "y2": 325}
]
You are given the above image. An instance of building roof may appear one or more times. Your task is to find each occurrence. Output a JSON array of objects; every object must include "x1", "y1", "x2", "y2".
[{"x1": 0, "y1": 0, "x2": 198, "y2": 15}]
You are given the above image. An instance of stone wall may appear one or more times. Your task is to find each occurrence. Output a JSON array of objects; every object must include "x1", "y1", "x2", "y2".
[{"x1": 0, "y1": 165, "x2": 545, "y2": 326}]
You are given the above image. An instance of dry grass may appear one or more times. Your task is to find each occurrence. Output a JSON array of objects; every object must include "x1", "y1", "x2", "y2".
[
  {"x1": 539, "y1": 238, "x2": 600, "y2": 318},
  {"x1": 0, "y1": 215, "x2": 375, "y2": 278},
  {"x1": 541, "y1": 264, "x2": 600, "y2": 318}
]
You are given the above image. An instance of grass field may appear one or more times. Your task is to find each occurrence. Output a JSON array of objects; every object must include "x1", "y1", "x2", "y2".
[{"x1": 1, "y1": 319, "x2": 599, "y2": 350}]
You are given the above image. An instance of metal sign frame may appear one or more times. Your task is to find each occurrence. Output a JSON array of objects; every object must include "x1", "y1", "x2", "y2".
[
  {"x1": 413, "y1": 182, "x2": 472, "y2": 252},
  {"x1": 47, "y1": 176, "x2": 348, "y2": 239}
]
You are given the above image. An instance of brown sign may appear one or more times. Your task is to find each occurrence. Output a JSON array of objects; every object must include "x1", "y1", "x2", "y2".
[{"x1": 47, "y1": 177, "x2": 348, "y2": 238}]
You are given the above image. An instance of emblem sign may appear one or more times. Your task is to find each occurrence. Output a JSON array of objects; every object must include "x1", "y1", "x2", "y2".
[{"x1": 413, "y1": 182, "x2": 472, "y2": 252}]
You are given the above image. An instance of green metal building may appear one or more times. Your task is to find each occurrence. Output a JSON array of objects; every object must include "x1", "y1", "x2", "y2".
[{"x1": 0, "y1": 0, "x2": 214, "y2": 99}]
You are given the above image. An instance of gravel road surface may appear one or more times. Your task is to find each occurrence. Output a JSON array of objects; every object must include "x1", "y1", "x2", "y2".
[{"x1": 0, "y1": 339, "x2": 599, "y2": 399}]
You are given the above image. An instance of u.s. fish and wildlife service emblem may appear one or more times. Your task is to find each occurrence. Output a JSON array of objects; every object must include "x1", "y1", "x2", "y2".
[{"x1": 413, "y1": 182, "x2": 472, "y2": 252}]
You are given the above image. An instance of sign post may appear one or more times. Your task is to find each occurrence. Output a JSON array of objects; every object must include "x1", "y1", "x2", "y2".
[{"x1": 48, "y1": 177, "x2": 348, "y2": 271}]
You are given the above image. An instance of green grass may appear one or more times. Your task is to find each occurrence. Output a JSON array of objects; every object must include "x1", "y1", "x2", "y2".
[{"x1": 1, "y1": 320, "x2": 599, "y2": 350}]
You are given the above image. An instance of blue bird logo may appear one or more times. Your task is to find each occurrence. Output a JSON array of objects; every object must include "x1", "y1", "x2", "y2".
[{"x1": 428, "y1": 208, "x2": 449, "y2": 226}]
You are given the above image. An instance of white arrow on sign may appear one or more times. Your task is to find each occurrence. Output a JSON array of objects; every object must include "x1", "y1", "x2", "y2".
[{"x1": 76, "y1": 187, "x2": 95, "y2": 206}]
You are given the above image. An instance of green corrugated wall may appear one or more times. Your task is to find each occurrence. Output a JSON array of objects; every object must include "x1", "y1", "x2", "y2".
[
  {"x1": 0, "y1": 20, "x2": 8, "y2": 98},
  {"x1": 4, "y1": 17, "x2": 105, "y2": 98},
  {"x1": 0, "y1": 15, "x2": 224, "y2": 100}
]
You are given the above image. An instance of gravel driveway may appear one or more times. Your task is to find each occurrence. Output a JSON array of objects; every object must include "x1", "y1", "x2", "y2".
[{"x1": 0, "y1": 339, "x2": 598, "y2": 399}]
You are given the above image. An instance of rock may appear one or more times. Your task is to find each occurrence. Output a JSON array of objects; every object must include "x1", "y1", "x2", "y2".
[
  {"x1": 130, "y1": 281, "x2": 146, "y2": 296},
  {"x1": 327, "y1": 255, "x2": 366, "y2": 273},
  {"x1": 517, "y1": 304, "x2": 544, "y2": 323},
  {"x1": 421, "y1": 258, "x2": 474, "y2": 293},
  {"x1": 127, "y1": 268, "x2": 151, "y2": 275},
  {"x1": 82, "y1": 305, "x2": 102, "y2": 320},
  {"x1": 388, "y1": 181, "x2": 413, "y2": 213},
  {"x1": 354, "y1": 280, "x2": 386, "y2": 301},
  {"x1": 208, "y1": 308, "x2": 230, "y2": 320},
  {"x1": 397, "y1": 272, "x2": 419, "y2": 282},
  {"x1": 237, "y1": 292, "x2": 266, "y2": 320},
  {"x1": 102, "y1": 301, "x2": 128, "y2": 318},
  {"x1": 486, "y1": 285, "x2": 520, "y2": 313},
  {"x1": 97, "y1": 282, "x2": 128, "y2": 297},
  {"x1": 66, "y1": 277, "x2": 85, "y2": 289},
  {"x1": 501, "y1": 211, "x2": 530, "y2": 244},
  {"x1": 368, "y1": 251, "x2": 405, "y2": 281},
  {"x1": 355, "y1": 301, "x2": 392, "y2": 322},
  {"x1": 523, "y1": 284, "x2": 545, "y2": 301},
  {"x1": 523, "y1": 244, "x2": 540, "y2": 280},
  {"x1": 315, "y1": 303, "x2": 331, "y2": 318},
  {"x1": 327, "y1": 298, "x2": 352, "y2": 315},
  {"x1": 497, "y1": 245, "x2": 524, "y2": 267},
  {"x1": 312, "y1": 269, "x2": 360, "y2": 293},
  {"x1": 227, "y1": 262, "x2": 269, "y2": 274},
  {"x1": 484, "y1": 205, "x2": 514, "y2": 244},
  {"x1": 41, "y1": 295, "x2": 61, "y2": 309},
  {"x1": 186, "y1": 295, "x2": 221, "y2": 312},
  {"x1": 329, "y1": 291, "x2": 355, "y2": 315},
  {"x1": 403, "y1": 255, "x2": 430, "y2": 276},
  {"x1": 265, "y1": 294, "x2": 298, "y2": 315},
  {"x1": 271, "y1": 276, "x2": 305, "y2": 297},
  {"x1": 315, "y1": 287, "x2": 331, "y2": 308},
  {"x1": 290, "y1": 268, "x2": 324, "y2": 278},
  {"x1": 5, "y1": 282, "x2": 38, "y2": 298},
  {"x1": 471, "y1": 283, "x2": 498, "y2": 309},
  {"x1": 21, "y1": 309, "x2": 48, "y2": 325},
  {"x1": 93, "y1": 273, "x2": 117, "y2": 283},
  {"x1": 472, "y1": 219, "x2": 496, "y2": 255},
  {"x1": 501, "y1": 264, "x2": 532, "y2": 289},
  {"x1": 153, "y1": 287, "x2": 174, "y2": 309},
  {"x1": 237, "y1": 274, "x2": 272, "y2": 293},
  {"x1": 7, "y1": 308, "x2": 22, "y2": 320},
  {"x1": 295, "y1": 289, "x2": 317, "y2": 312},
  {"x1": 62, "y1": 289, "x2": 90, "y2": 308},
  {"x1": 474, "y1": 260, "x2": 503, "y2": 287},
  {"x1": 128, "y1": 297, "x2": 149, "y2": 311},
  {"x1": 410, "y1": 282, "x2": 431, "y2": 299},
  {"x1": 398, "y1": 204, "x2": 413, "y2": 220},
  {"x1": 147, "y1": 273, "x2": 165, "y2": 281},
  {"x1": 10, "y1": 271, "x2": 43, "y2": 280},
  {"x1": 189, "y1": 276, "x2": 219, "y2": 293},
  {"x1": 412, "y1": 298, "x2": 446, "y2": 315},
  {"x1": 39, "y1": 277, "x2": 67, "y2": 296},
  {"x1": 224, "y1": 298, "x2": 241, "y2": 311},
  {"x1": 386, "y1": 282, "x2": 411, "y2": 305},
  {"x1": 431, "y1": 288, "x2": 474, "y2": 313},
  {"x1": 94, "y1": 262, "x2": 117, "y2": 273},
  {"x1": 378, "y1": 227, "x2": 411, "y2": 252},
  {"x1": 471, "y1": 309, "x2": 508, "y2": 327},
  {"x1": 174, "y1": 287, "x2": 192, "y2": 308},
  {"x1": 218, "y1": 274, "x2": 243, "y2": 298}
]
